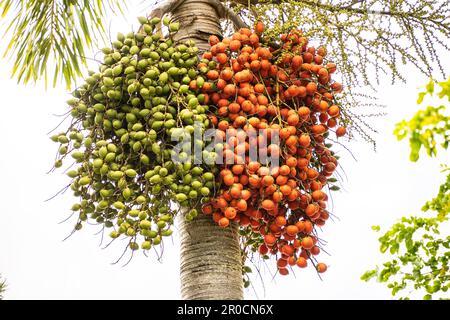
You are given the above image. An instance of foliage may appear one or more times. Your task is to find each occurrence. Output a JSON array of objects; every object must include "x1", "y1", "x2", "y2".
[
  {"x1": 1, "y1": 0, "x2": 450, "y2": 90},
  {"x1": 0, "y1": 275, "x2": 6, "y2": 300},
  {"x1": 361, "y1": 79, "x2": 450, "y2": 300},
  {"x1": 394, "y1": 80, "x2": 450, "y2": 162},
  {"x1": 0, "y1": 0, "x2": 127, "y2": 89}
]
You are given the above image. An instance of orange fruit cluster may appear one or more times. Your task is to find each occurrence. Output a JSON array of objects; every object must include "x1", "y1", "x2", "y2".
[{"x1": 198, "y1": 23, "x2": 346, "y2": 275}]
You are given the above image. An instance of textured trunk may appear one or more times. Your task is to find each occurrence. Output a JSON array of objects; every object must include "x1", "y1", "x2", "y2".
[
  {"x1": 179, "y1": 213, "x2": 243, "y2": 300},
  {"x1": 171, "y1": 0, "x2": 244, "y2": 300}
]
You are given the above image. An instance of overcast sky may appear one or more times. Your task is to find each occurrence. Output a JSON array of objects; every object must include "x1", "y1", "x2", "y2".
[{"x1": 0, "y1": 4, "x2": 448, "y2": 300}]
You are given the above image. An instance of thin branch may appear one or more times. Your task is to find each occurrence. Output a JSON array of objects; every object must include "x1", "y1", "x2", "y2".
[{"x1": 210, "y1": 0, "x2": 248, "y2": 29}]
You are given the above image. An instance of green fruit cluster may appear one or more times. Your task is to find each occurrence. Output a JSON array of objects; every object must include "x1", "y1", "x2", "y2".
[{"x1": 51, "y1": 16, "x2": 218, "y2": 251}]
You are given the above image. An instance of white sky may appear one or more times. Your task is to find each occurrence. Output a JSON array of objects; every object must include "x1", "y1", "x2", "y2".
[{"x1": 0, "y1": 5, "x2": 448, "y2": 300}]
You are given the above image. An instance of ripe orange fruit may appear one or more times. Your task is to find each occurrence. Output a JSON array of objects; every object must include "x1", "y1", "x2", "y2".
[
  {"x1": 278, "y1": 267, "x2": 289, "y2": 276},
  {"x1": 306, "y1": 82, "x2": 317, "y2": 95},
  {"x1": 223, "y1": 174, "x2": 235, "y2": 186},
  {"x1": 275, "y1": 215, "x2": 287, "y2": 227},
  {"x1": 230, "y1": 39, "x2": 242, "y2": 51},
  {"x1": 299, "y1": 134, "x2": 311, "y2": 147},
  {"x1": 262, "y1": 199, "x2": 275, "y2": 211},
  {"x1": 264, "y1": 233, "x2": 277, "y2": 246},
  {"x1": 336, "y1": 126, "x2": 347, "y2": 137},
  {"x1": 218, "y1": 217, "x2": 230, "y2": 227},
  {"x1": 236, "y1": 199, "x2": 248, "y2": 211},
  {"x1": 285, "y1": 225, "x2": 299, "y2": 236},
  {"x1": 302, "y1": 236, "x2": 314, "y2": 250},
  {"x1": 317, "y1": 263, "x2": 327, "y2": 273},
  {"x1": 255, "y1": 21, "x2": 265, "y2": 34},
  {"x1": 209, "y1": 35, "x2": 220, "y2": 46},
  {"x1": 296, "y1": 257, "x2": 307, "y2": 268},
  {"x1": 259, "y1": 244, "x2": 269, "y2": 255},
  {"x1": 277, "y1": 258, "x2": 288, "y2": 268},
  {"x1": 224, "y1": 207, "x2": 237, "y2": 219},
  {"x1": 310, "y1": 246, "x2": 321, "y2": 255}
]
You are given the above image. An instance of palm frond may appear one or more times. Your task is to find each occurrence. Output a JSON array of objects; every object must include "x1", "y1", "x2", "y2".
[
  {"x1": 0, "y1": 274, "x2": 6, "y2": 300},
  {"x1": 0, "y1": 0, "x2": 128, "y2": 89}
]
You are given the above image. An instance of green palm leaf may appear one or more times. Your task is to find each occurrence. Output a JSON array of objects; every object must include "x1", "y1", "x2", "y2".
[{"x1": 0, "y1": 0, "x2": 127, "y2": 89}]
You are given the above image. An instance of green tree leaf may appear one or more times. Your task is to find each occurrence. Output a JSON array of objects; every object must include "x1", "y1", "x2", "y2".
[{"x1": 363, "y1": 79, "x2": 450, "y2": 300}]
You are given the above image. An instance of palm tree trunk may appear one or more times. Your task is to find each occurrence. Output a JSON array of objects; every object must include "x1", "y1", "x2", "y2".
[
  {"x1": 179, "y1": 213, "x2": 243, "y2": 300},
  {"x1": 171, "y1": 0, "x2": 244, "y2": 300}
]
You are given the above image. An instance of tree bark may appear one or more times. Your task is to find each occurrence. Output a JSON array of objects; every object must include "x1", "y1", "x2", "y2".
[
  {"x1": 171, "y1": 0, "x2": 244, "y2": 300},
  {"x1": 179, "y1": 213, "x2": 243, "y2": 300}
]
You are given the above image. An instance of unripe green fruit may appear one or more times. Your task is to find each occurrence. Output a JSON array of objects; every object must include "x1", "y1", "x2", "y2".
[
  {"x1": 163, "y1": 17, "x2": 170, "y2": 26},
  {"x1": 130, "y1": 45, "x2": 139, "y2": 55},
  {"x1": 122, "y1": 188, "x2": 132, "y2": 200},
  {"x1": 71, "y1": 203, "x2": 81, "y2": 211},
  {"x1": 149, "y1": 175, "x2": 161, "y2": 184},
  {"x1": 139, "y1": 220, "x2": 151, "y2": 229},
  {"x1": 67, "y1": 170, "x2": 79, "y2": 178},
  {"x1": 200, "y1": 187, "x2": 210, "y2": 196},
  {"x1": 188, "y1": 97, "x2": 199, "y2": 108},
  {"x1": 138, "y1": 16, "x2": 148, "y2": 24},
  {"x1": 112, "y1": 65, "x2": 123, "y2": 76},
  {"x1": 150, "y1": 17, "x2": 160, "y2": 25},
  {"x1": 144, "y1": 25, "x2": 153, "y2": 35},
  {"x1": 110, "y1": 171, "x2": 124, "y2": 180},
  {"x1": 140, "y1": 48, "x2": 151, "y2": 57},
  {"x1": 136, "y1": 195, "x2": 146, "y2": 204},
  {"x1": 176, "y1": 193, "x2": 187, "y2": 202},
  {"x1": 129, "y1": 242, "x2": 139, "y2": 250},
  {"x1": 191, "y1": 180, "x2": 202, "y2": 190},
  {"x1": 157, "y1": 220, "x2": 166, "y2": 229},
  {"x1": 159, "y1": 72, "x2": 168, "y2": 83},
  {"x1": 128, "y1": 210, "x2": 140, "y2": 218},
  {"x1": 127, "y1": 227, "x2": 136, "y2": 236},
  {"x1": 100, "y1": 165, "x2": 109, "y2": 175},
  {"x1": 158, "y1": 215, "x2": 169, "y2": 223},
  {"x1": 138, "y1": 211, "x2": 148, "y2": 220},
  {"x1": 150, "y1": 51, "x2": 160, "y2": 61},
  {"x1": 110, "y1": 231, "x2": 119, "y2": 239},
  {"x1": 191, "y1": 167, "x2": 203, "y2": 176},
  {"x1": 79, "y1": 176, "x2": 91, "y2": 186},
  {"x1": 190, "y1": 209, "x2": 198, "y2": 218},
  {"x1": 58, "y1": 135, "x2": 69, "y2": 144},
  {"x1": 104, "y1": 152, "x2": 116, "y2": 163},
  {"x1": 59, "y1": 146, "x2": 68, "y2": 155},
  {"x1": 141, "y1": 241, "x2": 152, "y2": 250},
  {"x1": 132, "y1": 141, "x2": 142, "y2": 152},
  {"x1": 71, "y1": 151, "x2": 84, "y2": 161},
  {"x1": 113, "y1": 201, "x2": 125, "y2": 210},
  {"x1": 84, "y1": 137, "x2": 93, "y2": 148},
  {"x1": 169, "y1": 22, "x2": 180, "y2": 32},
  {"x1": 153, "y1": 236, "x2": 161, "y2": 245},
  {"x1": 118, "y1": 177, "x2": 127, "y2": 189},
  {"x1": 98, "y1": 200, "x2": 109, "y2": 210},
  {"x1": 125, "y1": 169, "x2": 137, "y2": 178},
  {"x1": 93, "y1": 159, "x2": 103, "y2": 168},
  {"x1": 125, "y1": 66, "x2": 135, "y2": 75},
  {"x1": 161, "y1": 229, "x2": 173, "y2": 237},
  {"x1": 189, "y1": 190, "x2": 198, "y2": 199},
  {"x1": 100, "y1": 189, "x2": 112, "y2": 198}
]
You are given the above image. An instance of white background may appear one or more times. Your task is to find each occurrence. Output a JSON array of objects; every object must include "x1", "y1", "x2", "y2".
[{"x1": 0, "y1": 4, "x2": 448, "y2": 300}]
